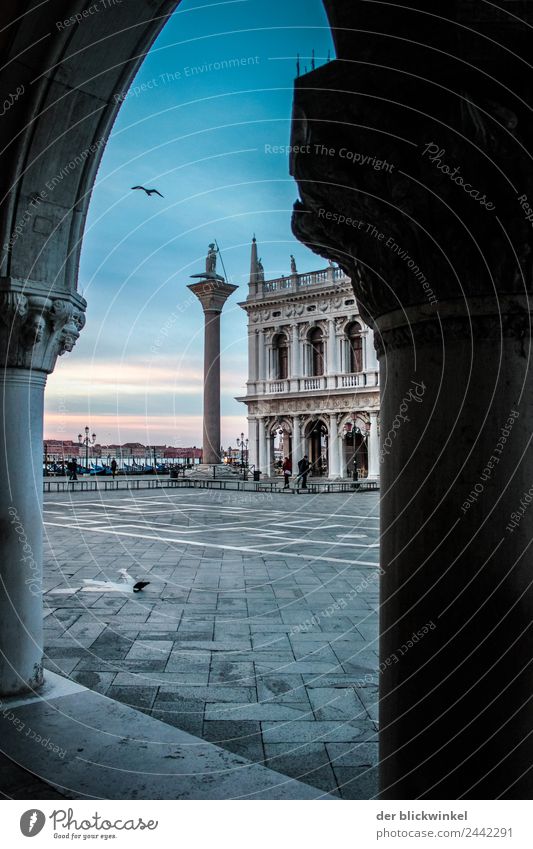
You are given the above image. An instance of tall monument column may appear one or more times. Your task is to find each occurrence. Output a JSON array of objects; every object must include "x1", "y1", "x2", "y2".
[{"x1": 188, "y1": 244, "x2": 237, "y2": 466}]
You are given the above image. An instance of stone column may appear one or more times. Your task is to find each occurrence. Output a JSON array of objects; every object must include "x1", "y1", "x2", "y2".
[
  {"x1": 367, "y1": 411, "x2": 379, "y2": 478},
  {"x1": 0, "y1": 286, "x2": 86, "y2": 696},
  {"x1": 264, "y1": 421, "x2": 273, "y2": 476},
  {"x1": 327, "y1": 319, "x2": 338, "y2": 375},
  {"x1": 258, "y1": 417, "x2": 268, "y2": 475},
  {"x1": 290, "y1": 42, "x2": 533, "y2": 797},
  {"x1": 259, "y1": 329, "x2": 267, "y2": 381},
  {"x1": 247, "y1": 417, "x2": 259, "y2": 470},
  {"x1": 247, "y1": 329, "x2": 258, "y2": 386},
  {"x1": 291, "y1": 323, "x2": 301, "y2": 377},
  {"x1": 328, "y1": 414, "x2": 341, "y2": 478},
  {"x1": 337, "y1": 435, "x2": 346, "y2": 478},
  {"x1": 291, "y1": 415, "x2": 302, "y2": 466},
  {"x1": 188, "y1": 280, "x2": 237, "y2": 465}
]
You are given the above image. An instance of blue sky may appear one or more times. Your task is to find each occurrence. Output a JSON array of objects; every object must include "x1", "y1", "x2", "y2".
[{"x1": 45, "y1": 0, "x2": 334, "y2": 448}]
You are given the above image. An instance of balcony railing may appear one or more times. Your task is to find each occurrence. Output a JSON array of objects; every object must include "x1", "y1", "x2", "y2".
[
  {"x1": 303, "y1": 377, "x2": 322, "y2": 390},
  {"x1": 262, "y1": 371, "x2": 379, "y2": 394},
  {"x1": 262, "y1": 266, "x2": 345, "y2": 294}
]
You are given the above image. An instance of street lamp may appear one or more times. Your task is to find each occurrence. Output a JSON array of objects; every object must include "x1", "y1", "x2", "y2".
[
  {"x1": 78, "y1": 426, "x2": 96, "y2": 474},
  {"x1": 236, "y1": 432, "x2": 248, "y2": 468}
]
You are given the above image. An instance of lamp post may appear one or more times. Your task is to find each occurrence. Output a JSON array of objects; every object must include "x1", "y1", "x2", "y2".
[
  {"x1": 236, "y1": 432, "x2": 248, "y2": 468},
  {"x1": 78, "y1": 426, "x2": 96, "y2": 474}
]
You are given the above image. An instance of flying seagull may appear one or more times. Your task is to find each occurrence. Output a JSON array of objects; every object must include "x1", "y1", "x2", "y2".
[
  {"x1": 82, "y1": 568, "x2": 150, "y2": 594},
  {"x1": 131, "y1": 185, "x2": 164, "y2": 197}
]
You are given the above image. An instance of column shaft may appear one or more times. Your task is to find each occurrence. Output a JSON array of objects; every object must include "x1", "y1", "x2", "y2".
[
  {"x1": 379, "y1": 332, "x2": 533, "y2": 798},
  {"x1": 0, "y1": 370, "x2": 46, "y2": 695},
  {"x1": 203, "y1": 309, "x2": 221, "y2": 464},
  {"x1": 367, "y1": 411, "x2": 379, "y2": 478},
  {"x1": 328, "y1": 414, "x2": 341, "y2": 478},
  {"x1": 291, "y1": 324, "x2": 301, "y2": 377}
]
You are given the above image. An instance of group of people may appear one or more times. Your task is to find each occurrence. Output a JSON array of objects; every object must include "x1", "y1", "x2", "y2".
[
  {"x1": 67, "y1": 458, "x2": 118, "y2": 480},
  {"x1": 281, "y1": 455, "x2": 310, "y2": 490}
]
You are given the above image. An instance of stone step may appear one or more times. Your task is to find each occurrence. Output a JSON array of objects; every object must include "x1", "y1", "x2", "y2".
[{"x1": 0, "y1": 672, "x2": 334, "y2": 800}]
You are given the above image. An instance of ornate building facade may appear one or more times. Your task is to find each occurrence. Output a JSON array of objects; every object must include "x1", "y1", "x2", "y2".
[{"x1": 237, "y1": 238, "x2": 380, "y2": 478}]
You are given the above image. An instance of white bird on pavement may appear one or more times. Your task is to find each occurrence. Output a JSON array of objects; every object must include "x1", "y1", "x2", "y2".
[{"x1": 82, "y1": 569, "x2": 150, "y2": 593}]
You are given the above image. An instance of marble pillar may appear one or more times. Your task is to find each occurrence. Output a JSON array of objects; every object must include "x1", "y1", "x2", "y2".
[
  {"x1": 367, "y1": 411, "x2": 379, "y2": 478},
  {"x1": 258, "y1": 417, "x2": 268, "y2": 475},
  {"x1": 291, "y1": 415, "x2": 302, "y2": 466},
  {"x1": 188, "y1": 279, "x2": 237, "y2": 465},
  {"x1": 0, "y1": 286, "x2": 86, "y2": 695},
  {"x1": 290, "y1": 41, "x2": 533, "y2": 796},
  {"x1": 327, "y1": 414, "x2": 341, "y2": 478}
]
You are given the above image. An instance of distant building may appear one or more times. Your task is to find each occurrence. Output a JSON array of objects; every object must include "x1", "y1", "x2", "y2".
[{"x1": 237, "y1": 238, "x2": 380, "y2": 478}]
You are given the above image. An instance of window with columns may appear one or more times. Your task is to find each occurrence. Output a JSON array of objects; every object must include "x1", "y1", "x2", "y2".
[
  {"x1": 272, "y1": 332, "x2": 289, "y2": 379},
  {"x1": 346, "y1": 321, "x2": 363, "y2": 373},
  {"x1": 309, "y1": 326, "x2": 324, "y2": 376}
]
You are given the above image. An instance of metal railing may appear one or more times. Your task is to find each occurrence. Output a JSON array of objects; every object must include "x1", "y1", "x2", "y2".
[{"x1": 43, "y1": 477, "x2": 379, "y2": 495}]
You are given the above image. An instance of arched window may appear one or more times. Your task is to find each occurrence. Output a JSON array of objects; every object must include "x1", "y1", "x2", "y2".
[
  {"x1": 273, "y1": 333, "x2": 289, "y2": 379},
  {"x1": 346, "y1": 321, "x2": 363, "y2": 373},
  {"x1": 309, "y1": 327, "x2": 324, "y2": 376}
]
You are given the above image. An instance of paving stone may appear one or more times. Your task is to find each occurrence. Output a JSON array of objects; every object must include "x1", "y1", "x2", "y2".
[
  {"x1": 205, "y1": 703, "x2": 309, "y2": 721},
  {"x1": 203, "y1": 721, "x2": 264, "y2": 761},
  {"x1": 326, "y1": 741, "x2": 378, "y2": 767},
  {"x1": 256, "y1": 675, "x2": 310, "y2": 706},
  {"x1": 333, "y1": 765, "x2": 379, "y2": 799},
  {"x1": 308, "y1": 687, "x2": 366, "y2": 721},
  {"x1": 70, "y1": 670, "x2": 115, "y2": 694},
  {"x1": 107, "y1": 685, "x2": 158, "y2": 710},
  {"x1": 209, "y1": 661, "x2": 256, "y2": 685},
  {"x1": 262, "y1": 721, "x2": 371, "y2": 743},
  {"x1": 125, "y1": 640, "x2": 173, "y2": 660},
  {"x1": 264, "y1": 743, "x2": 339, "y2": 795},
  {"x1": 156, "y1": 685, "x2": 256, "y2": 702}
]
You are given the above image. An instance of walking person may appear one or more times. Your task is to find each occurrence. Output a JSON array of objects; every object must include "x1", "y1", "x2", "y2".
[
  {"x1": 282, "y1": 456, "x2": 292, "y2": 489},
  {"x1": 297, "y1": 454, "x2": 310, "y2": 489},
  {"x1": 111, "y1": 458, "x2": 117, "y2": 478},
  {"x1": 67, "y1": 458, "x2": 77, "y2": 482}
]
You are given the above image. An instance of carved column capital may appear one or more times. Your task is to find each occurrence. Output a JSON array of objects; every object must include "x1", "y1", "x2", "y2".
[
  {"x1": 290, "y1": 57, "x2": 533, "y2": 328},
  {"x1": 0, "y1": 278, "x2": 87, "y2": 371}
]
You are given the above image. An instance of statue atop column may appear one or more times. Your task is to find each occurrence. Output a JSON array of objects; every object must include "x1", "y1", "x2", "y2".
[
  {"x1": 206, "y1": 242, "x2": 218, "y2": 274},
  {"x1": 191, "y1": 242, "x2": 225, "y2": 282},
  {"x1": 290, "y1": 254, "x2": 297, "y2": 274},
  {"x1": 257, "y1": 257, "x2": 265, "y2": 282}
]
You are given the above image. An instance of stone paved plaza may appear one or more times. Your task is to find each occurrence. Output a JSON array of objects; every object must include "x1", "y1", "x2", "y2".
[{"x1": 42, "y1": 487, "x2": 380, "y2": 799}]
